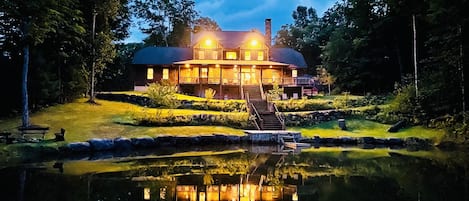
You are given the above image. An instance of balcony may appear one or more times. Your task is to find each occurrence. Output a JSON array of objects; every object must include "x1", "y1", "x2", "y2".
[{"x1": 178, "y1": 77, "x2": 314, "y2": 86}]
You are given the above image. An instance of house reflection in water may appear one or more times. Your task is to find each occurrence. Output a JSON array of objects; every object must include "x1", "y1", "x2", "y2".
[{"x1": 135, "y1": 175, "x2": 298, "y2": 201}]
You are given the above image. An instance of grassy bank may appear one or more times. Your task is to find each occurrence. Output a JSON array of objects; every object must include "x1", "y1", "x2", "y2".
[
  {"x1": 0, "y1": 98, "x2": 245, "y2": 143},
  {"x1": 290, "y1": 118, "x2": 445, "y2": 143}
]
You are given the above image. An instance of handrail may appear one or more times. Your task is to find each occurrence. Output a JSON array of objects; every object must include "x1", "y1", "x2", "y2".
[
  {"x1": 272, "y1": 103, "x2": 285, "y2": 130},
  {"x1": 249, "y1": 102, "x2": 263, "y2": 130}
]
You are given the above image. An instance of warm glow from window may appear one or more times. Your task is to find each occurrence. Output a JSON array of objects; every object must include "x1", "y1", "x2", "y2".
[
  {"x1": 162, "y1": 68, "x2": 169, "y2": 80},
  {"x1": 199, "y1": 51, "x2": 205, "y2": 59},
  {"x1": 201, "y1": 68, "x2": 208, "y2": 78},
  {"x1": 292, "y1": 69, "x2": 298, "y2": 78},
  {"x1": 147, "y1": 68, "x2": 153, "y2": 80},
  {"x1": 212, "y1": 51, "x2": 218, "y2": 59},
  {"x1": 226, "y1": 52, "x2": 237, "y2": 59},
  {"x1": 257, "y1": 51, "x2": 264, "y2": 60},
  {"x1": 144, "y1": 188, "x2": 151, "y2": 200},
  {"x1": 245, "y1": 51, "x2": 251, "y2": 60}
]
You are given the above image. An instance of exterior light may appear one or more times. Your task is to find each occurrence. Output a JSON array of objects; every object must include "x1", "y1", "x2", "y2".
[
  {"x1": 185, "y1": 64, "x2": 190, "y2": 68},
  {"x1": 269, "y1": 65, "x2": 272, "y2": 68},
  {"x1": 250, "y1": 40, "x2": 258, "y2": 46},
  {"x1": 205, "y1": 39, "x2": 212, "y2": 46},
  {"x1": 216, "y1": 64, "x2": 220, "y2": 67},
  {"x1": 234, "y1": 65, "x2": 237, "y2": 68},
  {"x1": 252, "y1": 65, "x2": 256, "y2": 68}
]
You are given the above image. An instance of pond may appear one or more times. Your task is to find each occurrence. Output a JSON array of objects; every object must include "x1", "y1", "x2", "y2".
[{"x1": 0, "y1": 145, "x2": 468, "y2": 201}]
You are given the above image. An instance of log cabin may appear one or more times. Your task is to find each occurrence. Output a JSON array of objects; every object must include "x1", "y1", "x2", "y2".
[{"x1": 132, "y1": 19, "x2": 313, "y2": 100}]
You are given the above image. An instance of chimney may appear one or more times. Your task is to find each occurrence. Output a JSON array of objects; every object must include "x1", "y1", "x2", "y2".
[{"x1": 265, "y1": 18, "x2": 272, "y2": 48}]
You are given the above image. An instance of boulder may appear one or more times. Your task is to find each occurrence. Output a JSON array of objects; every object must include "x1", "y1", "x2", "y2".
[
  {"x1": 388, "y1": 120, "x2": 406, "y2": 133},
  {"x1": 88, "y1": 138, "x2": 115, "y2": 151},
  {"x1": 67, "y1": 142, "x2": 91, "y2": 152},
  {"x1": 131, "y1": 137, "x2": 157, "y2": 148},
  {"x1": 114, "y1": 137, "x2": 132, "y2": 150}
]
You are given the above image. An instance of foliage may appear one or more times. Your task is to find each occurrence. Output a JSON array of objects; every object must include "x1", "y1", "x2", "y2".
[
  {"x1": 133, "y1": 111, "x2": 250, "y2": 129},
  {"x1": 193, "y1": 17, "x2": 221, "y2": 33},
  {"x1": 146, "y1": 82, "x2": 180, "y2": 108},
  {"x1": 316, "y1": 66, "x2": 336, "y2": 95},
  {"x1": 265, "y1": 83, "x2": 283, "y2": 101},
  {"x1": 132, "y1": 0, "x2": 198, "y2": 47},
  {"x1": 204, "y1": 88, "x2": 216, "y2": 100},
  {"x1": 333, "y1": 92, "x2": 350, "y2": 109},
  {"x1": 181, "y1": 100, "x2": 247, "y2": 112}
]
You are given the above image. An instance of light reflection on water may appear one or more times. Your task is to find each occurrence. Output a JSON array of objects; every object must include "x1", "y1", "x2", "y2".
[{"x1": 0, "y1": 145, "x2": 468, "y2": 201}]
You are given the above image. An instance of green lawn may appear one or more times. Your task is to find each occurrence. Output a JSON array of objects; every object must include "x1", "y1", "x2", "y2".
[
  {"x1": 0, "y1": 98, "x2": 245, "y2": 143},
  {"x1": 289, "y1": 118, "x2": 445, "y2": 142}
]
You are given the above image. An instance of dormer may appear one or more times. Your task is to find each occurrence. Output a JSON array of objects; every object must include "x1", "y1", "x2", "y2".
[
  {"x1": 192, "y1": 32, "x2": 222, "y2": 60},
  {"x1": 239, "y1": 31, "x2": 269, "y2": 61}
]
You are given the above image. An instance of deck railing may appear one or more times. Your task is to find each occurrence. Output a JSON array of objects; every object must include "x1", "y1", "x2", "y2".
[{"x1": 178, "y1": 77, "x2": 314, "y2": 86}]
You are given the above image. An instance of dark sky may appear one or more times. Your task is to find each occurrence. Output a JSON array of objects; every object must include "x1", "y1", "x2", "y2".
[{"x1": 124, "y1": 0, "x2": 337, "y2": 43}]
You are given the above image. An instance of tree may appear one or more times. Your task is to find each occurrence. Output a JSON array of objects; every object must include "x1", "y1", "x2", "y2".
[
  {"x1": 0, "y1": 0, "x2": 85, "y2": 127},
  {"x1": 274, "y1": 6, "x2": 321, "y2": 74},
  {"x1": 193, "y1": 17, "x2": 221, "y2": 33},
  {"x1": 133, "y1": 0, "x2": 198, "y2": 47},
  {"x1": 317, "y1": 66, "x2": 336, "y2": 95}
]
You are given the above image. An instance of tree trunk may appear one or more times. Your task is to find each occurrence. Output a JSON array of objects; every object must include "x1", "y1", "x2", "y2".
[
  {"x1": 21, "y1": 44, "x2": 30, "y2": 127},
  {"x1": 412, "y1": 14, "x2": 419, "y2": 96},
  {"x1": 328, "y1": 83, "x2": 331, "y2": 96}
]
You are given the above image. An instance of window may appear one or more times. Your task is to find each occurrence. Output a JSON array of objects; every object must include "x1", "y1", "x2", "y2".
[
  {"x1": 201, "y1": 68, "x2": 208, "y2": 78},
  {"x1": 226, "y1": 52, "x2": 237, "y2": 59},
  {"x1": 147, "y1": 67, "x2": 154, "y2": 80},
  {"x1": 245, "y1": 51, "x2": 251, "y2": 60},
  {"x1": 212, "y1": 51, "x2": 218, "y2": 60},
  {"x1": 198, "y1": 51, "x2": 205, "y2": 59},
  {"x1": 292, "y1": 69, "x2": 298, "y2": 78},
  {"x1": 257, "y1": 51, "x2": 264, "y2": 61},
  {"x1": 162, "y1": 68, "x2": 169, "y2": 80}
]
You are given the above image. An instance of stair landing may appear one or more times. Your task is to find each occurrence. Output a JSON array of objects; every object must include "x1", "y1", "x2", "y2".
[{"x1": 244, "y1": 130, "x2": 301, "y2": 143}]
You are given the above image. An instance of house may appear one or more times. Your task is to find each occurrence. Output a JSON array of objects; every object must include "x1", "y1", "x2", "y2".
[{"x1": 132, "y1": 19, "x2": 312, "y2": 100}]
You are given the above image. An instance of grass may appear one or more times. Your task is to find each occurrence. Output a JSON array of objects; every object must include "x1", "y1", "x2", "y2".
[
  {"x1": 0, "y1": 98, "x2": 245, "y2": 143},
  {"x1": 289, "y1": 118, "x2": 445, "y2": 142}
]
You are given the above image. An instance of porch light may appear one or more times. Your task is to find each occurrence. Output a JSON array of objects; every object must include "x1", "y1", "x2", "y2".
[
  {"x1": 185, "y1": 64, "x2": 190, "y2": 68},
  {"x1": 252, "y1": 65, "x2": 256, "y2": 68},
  {"x1": 216, "y1": 64, "x2": 220, "y2": 67},
  {"x1": 269, "y1": 65, "x2": 272, "y2": 68},
  {"x1": 234, "y1": 65, "x2": 238, "y2": 68}
]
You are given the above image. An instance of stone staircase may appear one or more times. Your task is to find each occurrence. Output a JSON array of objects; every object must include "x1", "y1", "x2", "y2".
[{"x1": 249, "y1": 99, "x2": 285, "y2": 131}]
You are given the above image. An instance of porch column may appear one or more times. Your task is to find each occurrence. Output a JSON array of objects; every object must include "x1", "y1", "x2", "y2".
[{"x1": 219, "y1": 66, "x2": 223, "y2": 99}]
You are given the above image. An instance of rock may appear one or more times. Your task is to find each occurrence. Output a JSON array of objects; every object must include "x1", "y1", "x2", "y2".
[
  {"x1": 88, "y1": 138, "x2": 115, "y2": 151},
  {"x1": 114, "y1": 137, "x2": 132, "y2": 150},
  {"x1": 67, "y1": 142, "x2": 91, "y2": 152},
  {"x1": 388, "y1": 120, "x2": 406, "y2": 132},
  {"x1": 359, "y1": 137, "x2": 376, "y2": 144},
  {"x1": 386, "y1": 138, "x2": 404, "y2": 145},
  {"x1": 131, "y1": 137, "x2": 157, "y2": 148}
]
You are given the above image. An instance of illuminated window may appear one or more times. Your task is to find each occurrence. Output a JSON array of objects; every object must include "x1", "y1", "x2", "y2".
[
  {"x1": 245, "y1": 51, "x2": 251, "y2": 60},
  {"x1": 212, "y1": 51, "x2": 218, "y2": 60},
  {"x1": 226, "y1": 52, "x2": 237, "y2": 59},
  {"x1": 198, "y1": 51, "x2": 205, "y2": 59},
  {"x1": 162, "y1": 68, "x2": 169, "y2": 80},
  {"x1": 292, "y1": 69, "x2": 298, "y2": 78},
  {"x1": 257, "y1": 51, "x2": 264, "y2": 61},
  {"x1": 201, "y1": 68, "x2": 208, "y2": 78},
  {"x1": 147, "y1": 68, "x2": 154, "y2": 80}
]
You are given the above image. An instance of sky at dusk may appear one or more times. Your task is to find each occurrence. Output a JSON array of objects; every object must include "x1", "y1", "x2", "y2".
[{"x1": 124, "y1": 0, "x2": 338, "y2": 43}]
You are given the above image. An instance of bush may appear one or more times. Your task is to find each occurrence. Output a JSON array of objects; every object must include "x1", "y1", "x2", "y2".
[
  {"x1": 146, "y1": 82, "x2": 180, "y2": 108},
  {"x1": 133, "y1": 112, "x2": 250, "y2": 129},
  {"x1": 205, "y1": 88, "x2": 216, "y2": 100}
]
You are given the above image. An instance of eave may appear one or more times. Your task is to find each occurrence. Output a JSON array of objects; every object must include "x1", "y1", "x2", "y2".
[{"x1": 173, "y1": 59, "x2": 289, "y2": 66}]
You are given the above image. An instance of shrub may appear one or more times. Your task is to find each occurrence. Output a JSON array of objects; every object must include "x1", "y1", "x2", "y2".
[
  {"x1": 133, "y1": 112, "x2": 250, "y2": 128},
  {"x1": 146, "y1": 81, "x2": 180, "y2": 108},
  {"x1": 205, "y1": 88, "x2": 216, "y2": 100},
  {"x1": 266, "y1": 83, "x2": 283, "y2": 101}
]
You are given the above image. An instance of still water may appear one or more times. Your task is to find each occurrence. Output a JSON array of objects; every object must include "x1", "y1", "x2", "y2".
[{"x1": 0, "y1": 145, "x2": 468, "y2": 201}]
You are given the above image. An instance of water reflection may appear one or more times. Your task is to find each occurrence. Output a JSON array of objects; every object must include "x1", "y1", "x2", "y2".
[{"x1": 0, "y1": 146, "x2": 468, "y2": 201}]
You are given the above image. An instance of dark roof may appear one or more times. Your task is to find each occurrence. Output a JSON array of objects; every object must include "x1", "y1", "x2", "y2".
[
  {"x1": 271, "y1": 48, "x2": 308, "y2": 68},
  {"x1": 132, "y1": 47, "x2": 192, "y2": 65},
  {"x1": 192, "y1": 31, "x2": 266, "y2": 49}
]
